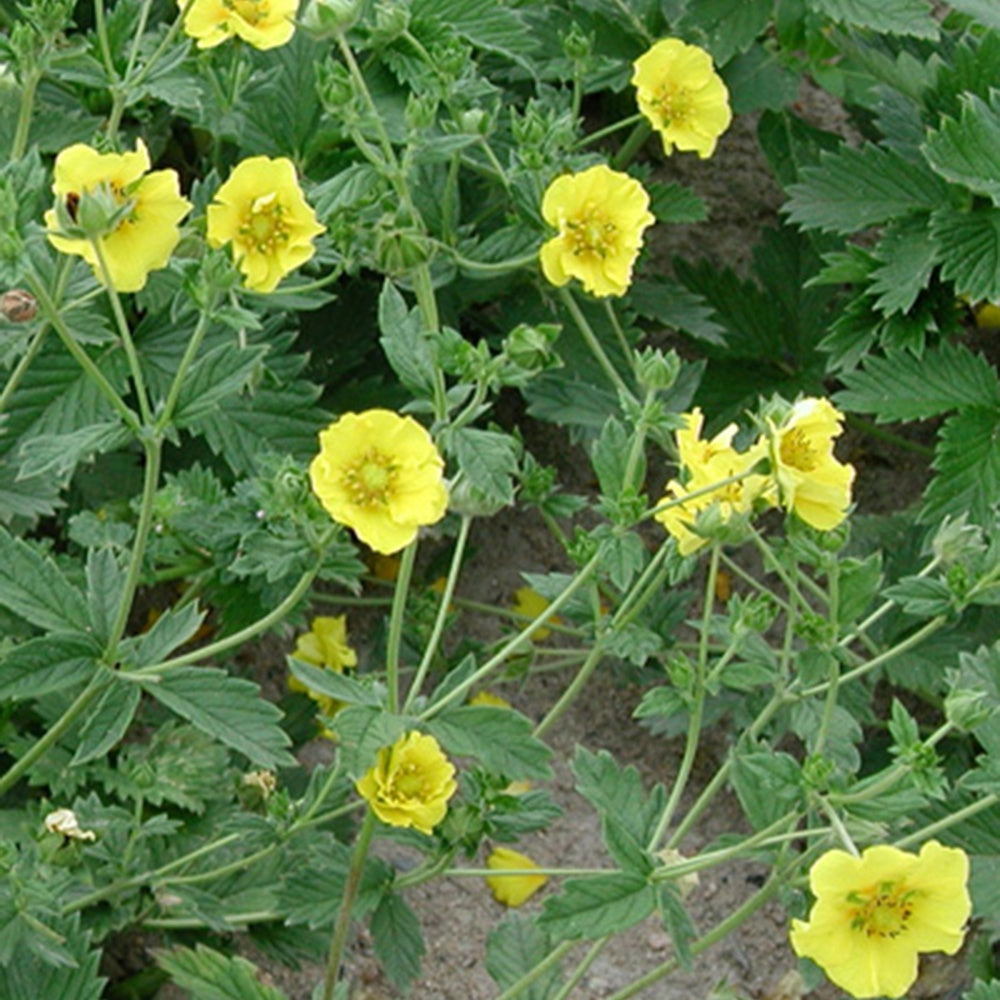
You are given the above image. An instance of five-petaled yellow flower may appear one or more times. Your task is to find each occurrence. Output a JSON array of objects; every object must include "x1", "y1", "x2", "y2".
[
  {"x1": 655, "y1": 408, "x2": 766, "y2": 555},
  {"x1": 206, "y1": 156, "x2": 325, "y2": 293},
  {"x1": 45, "y1": 141, "x2": 191, "y2": 292},
  {"x1": 309, "y1": 409, "x2": 449, "y2": 555},
  {"x1": 288, "y1": 615, "x2": 358, "y2": 724},
  {"x1": 485, "y1": 846, "x2": 548, "y2": 907},
  {"x1": 631, "y1": 37, "x2": 732, "y2": 159},
  {"x1": 356, "y1": 731, "x2": 457, "y2": 834},
  {"x1": 539, "y1": 164, "x2": 654, "y2": 298},
  {"x1": 790, "y1": 840, "x2": 970, "y2": 999},
  {"x1": 760, "y1": 397, "x2": 855, "y2": 531},
  {"x1": 180, "y1": 0, "x2": 297, "y2": 50}
]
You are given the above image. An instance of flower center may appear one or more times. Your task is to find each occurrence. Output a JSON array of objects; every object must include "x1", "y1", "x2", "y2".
[
  {"x1": 239, "y1": 192, "x2": 289, "y2": 255},
  {"x1": 342, "y1": 449, "x2": 397, "y2": 508},
  {"x1": 564, "y1": 202, "x2": 618, "y2": 259},
  {"x1": 224, "y1": 0, "x2": 271, "y2": 25},
  {"x1": 847, "y1": 882, "x2": 916, "y2": 939},
  {"x1": 779, "y1": 428, "x2": 818, "y2": 472},
  {"x1": 654, "y1": 83, "x2": 693, "y2": 126},
  {"x1": 390, "y1": 761, "x2": 428, "y2": 799}
]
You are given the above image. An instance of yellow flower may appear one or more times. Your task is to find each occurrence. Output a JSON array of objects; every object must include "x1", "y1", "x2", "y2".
[
  {"x1": 309, "y1": 409, "x2": 448, "y2": 555},
  {"x1": 206, "y1": 156, "x2": 325, "y2": 293},
  {"x1": 631, "y1": 38, "x2": 732, "y2": 159},
  {"x1": 485, "y1": 846, "x2": 548, "y2": 907},
  {"x1": 790, "y1": 841, "x2": 970, "y2": 999},
  {"x1": 180, "y1": 0, "x2": 297, "y2": 49},
  {"x1": 655, "y1": 409, "x2": 766, "y2": 555},
  {"x1": 288, "y1": 615, "x2": 358, "y2": 721},
  {"x1": 539, "y1": 164, "x2": 654, "y2": 297},
  {"x1": 469, "y1": 690, "x2": 511, "y2": 709},
  {"x1": 356, "y1": 731, "x2": 457, "y2": 834},
  {"x1": 761, "y1": 397, "x2": 855, "y2": 531},
  {"x1": 511, "y1": 586, "x2": 562, "y2": 641},
  {"x1": 45, "y1": 141, "x2": 191, "y2": 292}
]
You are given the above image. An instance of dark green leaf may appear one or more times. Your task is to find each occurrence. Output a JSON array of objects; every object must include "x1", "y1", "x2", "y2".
[
  {"x1": 869, "y1": 219, "x2": 940, "y2": 316},
  {"x1": 141, "y1": 667, "x2": 295, "y2": 768},
  {"x1": 0, "y1": 920, "x2": 104, "y2": 1000},
  {"x1": 602, "y1": 816, "x2": 653, "y2": 875},
  {"x1": 287, "y1": 658, "x2": 380, "y2": 707},
  {"x1": 946, "y1": 0, "x2": 1000, "y2": 28},
  {"x1": 17, "y1": 422, "x2": 130, "y2": 479},
  {"x1": 85, "y1": 547, "x2": 125, "y2": 645},
  {"x1": 923, "y1": 94, "x2": 1000, "y2": 205},
  {"x1": 173, "y1": 343, "x2": 268, "y2": 425},
  {"x1": 658, "y1": 884, "x2": 696, "y2": 968},
  {"x1": 72, "y1": 679, "x2": 140, "y2": 765},
  {"x1": 378, "y1": 280, "x2": 437, "y2": 398},
  {"x1": 648, "y1": 182, "x2": 707, "y2": 224},
  {"x1": 427, "y1": 706, "x2": 552, "y2": 780},
  {"x1": 629, "y1": 278, "x2": 726, "y2": 346},
  {"x1": 572, "y1": 747, "x2": 665, "y2": 846},
  {"x1": 922, "y1": 408, "x2": 1000, "y2": 524},
  {"x1": 931, "y1": 203, "x2": 1000, "y2": 302},
  {"x1": 807, "y1": 0, "x2": 937, "y2": 37},
  {"x1": 449, "y1": 428, "x2": 519, "y2": 505},
  {"x1": 540, "y1": 874, "x2": 655, "y2": 941},
  {"x1": 0, "y1": 633, "x2": 99, "y2": 701},
  {"x1": 127, "y1": 603, "x2": 207, "y2": 667},
  {"x1": 730, "y1": 751, "x2": 803, "y2": 829},
  {"x1": 591, "y1": 419, "x2": 632, "y2": 499},
  {"x1": 370, "y1": 893, "x2": 425, "y2": 991},
  {"x1": 157, "y1": 944, "x2": 287, "y2": 1000},
  {"x1": 486, "y1": 915, "x2": 563, "y2": 999},
  {"x1": 677, "y1": 0, "x2": 772, "y2": 63},
  {"x1": 333, "y1": 706, "x2": 409, "y2": 777}
]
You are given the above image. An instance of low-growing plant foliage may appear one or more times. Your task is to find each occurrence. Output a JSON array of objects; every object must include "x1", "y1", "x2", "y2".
[{"x1": 1, "y1": 0, "x2": 999, "y2": 998}]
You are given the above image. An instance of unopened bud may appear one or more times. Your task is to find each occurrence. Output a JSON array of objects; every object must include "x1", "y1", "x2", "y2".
[
  {"x1": 635, "y1": 347, "x2": 680, "y2": 391},
  {"x1": 300, "y1": 0, "x2": 360, "y2": 37},
  {"x1": 505, "y1": 322, "x2": 560, "y2": 371},
  {"x1": 1, "y1": 289, "x2": 36, "y2": 322},
  {"x1": 372, "y1": 0, "x2": 409, "y2": 43}
]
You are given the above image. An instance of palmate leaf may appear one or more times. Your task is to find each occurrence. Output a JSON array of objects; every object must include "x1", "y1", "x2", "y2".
[
  {"x1": 675, "y1": 0, "x2": 772, "y2": 64},
  {"x1": 369, "y1": 892, "x2": 425, "y2": 991},
  {"x1": 411, "y1": 0, "x2": 537, "y2": 62},
  {"x1": 921, "y1": 407, "x2": 1000, "y2": 524},
  {"x1": 835, "y1": 342, "x2": 1000, "y2": 421},
  {"x1": 172, "y1": 343, "x2": 269, "y2": 426},
  {"x1": 869, "y1": 217, "x2": 940, "y2": 316},
  {"x1": 486, "y1": 915, "x2": 564, "y2": 1000},
  {"x1": 931, "y1": 203, "x2": 1000, "y2": 302},
  {"x1": 806, "y1": 0, "x2": 938, "y2": 37},
  {"x1": 157, "y1": 945, "x2": 287, "y2": 1000},
  {"x1": 140, "y1": 667, "x2": 295, "y2": 768},
  {"x1": 785, "y1": 143, "x2": 949, "y2": 234},
  {"x1": 923, "y1": 94, "x2": 1000, "y2": 205},
  {"x1": 0, "y1": 919, "x2": 104, "y2": 1000},
  {"x1": 540, "y1": 873, "x2": 655, "y2": 941},
  {"x1": 946, "y1": 0, "x2": 1000, "y2": 29},
  {"x1": 0, "y1": 633, "x2": 100, "y2": 700},
  {"x1": 572, "y1": 747, "x2": 664, "y2": 846}
]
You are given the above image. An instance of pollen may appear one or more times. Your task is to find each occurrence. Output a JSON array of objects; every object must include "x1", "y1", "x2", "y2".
[
  {"x1": 225, "y1": 0, "x2": 271, "y2": 26},
  {"x1": 653, "y1": 82, "x2": 693, "y2": 126},
  {"x1": 341, "y1": 449, "x2": 397, "y2": 508},
  {"x1": 779, "y1": 427, "x2": 819, "y2": 472},
  {"x1": 238, "y1": 192, "x2": 290, "y2": 255},
  {"x1": 564, "y1": 203, "x2": 618, "y2": 259},
  {"x1": 847, "y1": 882, "x2": 917, "y2": 940}
]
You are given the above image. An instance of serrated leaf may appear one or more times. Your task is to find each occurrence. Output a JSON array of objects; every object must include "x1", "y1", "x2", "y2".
[
  {"x1": 931, "y1": 203, "x2": 1000, "y2": 302},
  {"x1": 449, "y1": 427, "x2": 519, "y2": 505},
  {"x1": 72, "y1": 679, "x2": 140, "y2": 765},
  {"x1": 157, "y1": 945, "x2": 287, "y2": 1000},
  {"x1": 17, "y1": 422, "x2": 130, "y2": 480},
  {"x1": 658, "y1": 884, "x2": 696, "y2": 968},
  {"x1": 723, "y1": 44, "x2": 800, "y2": 115},
  {"x1": 602, "y1": 815, "x2": 653, "y2": 875},
  {"x1": 870, "y1": 219, "x2": 940, "y2": 316},
  {"x1": 883, "y1": 576, "x2": 954, "y2": 616},
  {"x1": 591, "y1": 418, "x2": 632, "y2": 499},
  {"x1": 486, "y1": 914, "x2": 563, "y2": 999},
  {"x1": 85, "y1": 547, "x2": 125, "y2": 645},
  {"x1": 370, "y1": 892, "x2": 424, "y2": 991},
  {"x1": 807, "y1": 0, "x2": 937, "y2": 37},
  {"x1": 173, "y1": 343, "x2": 268, "y2": 425},
  {"x1": 411, "y1": 0, "x2": 536, "y2": 61},
  {"x1": 140, "y1": 667, "x2": 294, "y2": 768},
  {"x1": 835, "y1": 343, "x2": 1000, "y2": 421},
  {"x1": 287, "y1": 658, "x2": 380, "y2": 707},
  {"x1": 922, "y1": 408, "x2": 1000, "y2": 524},
  {"x1": 923, "y1": 94, "x2": 1000, "y2": 205},
  {"x1": 333, "y1": 706, "x2": 410, "y2": 777},
  {"x1": 649, "y1": 182, "x2": 707, "y2": 224},
  {"x1": 786, "y1": 144, "x2": 949, "y2": 234},
  {"x1": 628, "y1": 278, "x2": 726, "y2": 346},
  {"x1": 127, "y1": 602, "x2": 207, "y2": 667},
  {"x1": 0, "y1": 633, "x2": 100, "y2": 700},
  {"x1": 730, "y1": 751, "x2": 803, "y2": 829},
  {"x1": 540, "y1": 874, "x2": 655, "y2": 941},
  {"x1": 572, "y1": 747, "x2": 665, "y2": 846},
  {"x1": 0, "y1": 529, "x2": 91, "y2": 633},
  {"x1": 676, "y1": 0, "x2": 772, "y2": 64},
  {"x1": 946, "y1": 0, "x2": 1000, "y2": 29},
  {"x1": 378, "y1": 280, "x2": 437, "y2": 398},
  {"x1": 426, "y1": 706, "x2": 552, "y2": 780},
  {"x1": 0, "y1": 921, "x2": 104, "y2": 1000}
]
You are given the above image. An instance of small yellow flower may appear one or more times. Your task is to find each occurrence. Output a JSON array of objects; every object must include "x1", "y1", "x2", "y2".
[
  {"x1": 206, "y1": 156, "x2": 325, "y2": 293},
  {"x1": 288, "y1": 615, "x2": 358, "y2": 721},
  {"x1": 539, "y1": 164, "x2": 654, "y2": 298},
  {"x1": 631, "y1": 38, "x2": 732, "y2": 159},
  {"x1": 760, "y1": 397, "x2": 855, "y2": 531},
  {"x1": 511, "y1": 586, "x2": 562, "y2": 641},
  {"x1": 180, "y1": 0, "x2": 297, "y2": 49},
  {"x1": 356, "y1": 731, "x2": 457, "y2": 834},
  {"x1": 469, "y1": 690, "x2": 511, "y2": 709},
  {"x1": 309, "y1": 409, "x2": 448, "y2": 555},
  {"x1": 790, "y1": 841, "x2": 970, "y2": 999},
  {"x1": 655, "y1": 409, "x2": 766, "y2": 555},
  {"x1": 485, "y1": 846, "x2": 548, "y2": 907},
  {"x1": 45, "y1": 140, "x2": 191, "y2": 292},
  {"x1": 44, "y1": 808, "x2": 96, "y2": 842}
]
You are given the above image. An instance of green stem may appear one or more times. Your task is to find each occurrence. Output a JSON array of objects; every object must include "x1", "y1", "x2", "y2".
[
  {"x1": 555, "y1": 938, "x2": 607, "y2": 1000},
  {"x1": 818, "y1": 798, "x2": 859, "y2": 856},
  {"x1": 718, "y1": 550, "x2": 792, "y2": 616},
  {"x1": 433, "y1": 243, "x2": 539, "y2": 275},
  {"x1": 577, "y1": 113, "x2": 644, "y2": 150},
  {"x1": 26, "y1": 272, "x2": 140, "y2": 432},
  {"x1": 386, "y1": 540, "x2": 418, "y2": 714},
  {"x1": 0, "y1": 675, "x2": 107, "y2": 798},
  {"x1": 559, "y1": 286, "x2": 634, "y2": 403},
  {"x1": 611, "y1": 120, "x2": 652, "y2": 170},
  {"x1": 93, "y1": 0, "x2": 118, "y2": 83},
  {"x1": 845, "y1": 414, "x2": 934, "y2": 459},
  {"x1": 104, "y1": 440, "x2": 162, "y2": 655},
  {"x1": 603, "y1": 298, "x2": 635, "y2": 376},
  {"x1": 533, "y1": 633, "x2": 604, "y2": 739},
  {"x1": 90, "y1": 237, "x2": 153, "y2": 424},
  {"x1": 155, "y1": 299, "x2": 216, "y2": 432},
  {"x1": 495, "y1": 941, "x2": 578, "y2": 1000},
  {"x1": 403, "y1": 515, "x2": 472, "y2": 712},
  {"x1": 128, "y1": 0, "x2": 197, "y2": 92},
  {"x1": 410, "y1": 263, "x2": 449, "y2": 421},
  {"x1": 603, "y1": 874, "x2": 783, "y2": 1000},
  {"x1": 322, "y1": 810, "x2": 377, "y2": 1000},
  {"x1": 647, "y1": 545, "x2": 718, "y2": 849},
  {"x1": 11, "y1": 67, "x2": 42, "y2": 159},
  {"x1": 422, "y1": 546, "x2": 606, "y2": 716},
  {"x1": 894, "y1": 792, "x2": 999, "y2": 849},
  {"x1": 0, "y1": 323, "x2": 48, "y2": 416},
  {"x1": 135, "y1": 557, "x2": 326, "y2": 676}
]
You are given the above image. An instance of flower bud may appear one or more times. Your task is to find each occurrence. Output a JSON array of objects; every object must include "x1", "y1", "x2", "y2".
[
  {"x1": 635, "y1": 346, "x2": 680, "y2": 391},
  {"x1": 1, "y1": 289, "x2": 36, "y2": 322},
  {"x1": 562, "y1": 23, "x2": 592, "y2": 60},
  {"x1": 458, "y1": 108, "x2": 488, "y2": 135},
  {"x1": 945, "y1": 683, "x2": 994, "y2": 732},
  {"x1": 300, "y1": 0, "x2": 360, "y2": 37},
  {"x1": 504, "y1": 322, "x2": 560, "y2": 371},
  {"x1": 405, "y1": 92, "x2": 438, "y2": 133},
  {"x1": 316, "y1": 58, "x2": 355, "y2": 112},
  {"x1": 372, "y1": 0, "x2": 409, "y2": 43},
  {"x1": 375, "y1": 223, "x2": 430, "y2": 275}
]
